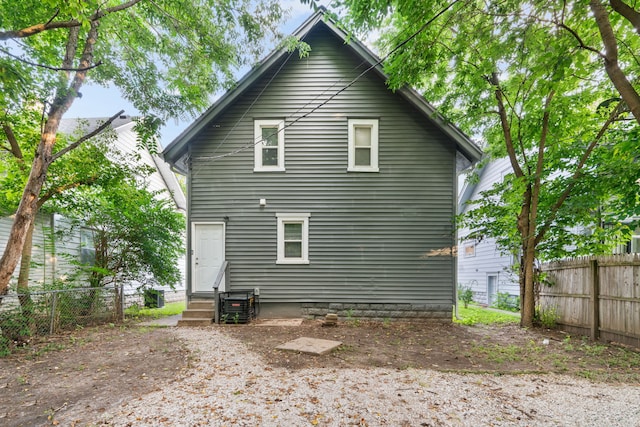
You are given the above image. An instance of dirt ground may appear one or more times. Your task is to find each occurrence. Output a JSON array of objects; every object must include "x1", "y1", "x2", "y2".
[{"x1": 1, "y1": 319, "x2": 639, "y2": 426}]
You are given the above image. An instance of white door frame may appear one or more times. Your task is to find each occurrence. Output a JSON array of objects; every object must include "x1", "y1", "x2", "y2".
[
  {"x1": 487, "y1": 273, "x2": 498, "y2": 306},
  {"x1": 191, "y1": 221, "x2": 226, "y2": 294}
]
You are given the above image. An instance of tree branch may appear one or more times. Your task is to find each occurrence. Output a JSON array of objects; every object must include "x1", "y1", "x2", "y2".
[
  {"x1": 0, "y1": 47, "x2": 102, "y2": 72},
  {"x1": 63, "y1": 26, "x2": 80, "y2": 75},
  {"x1": 37, "y1": 176, "x2": 99, "y2": 208},
  {"x1": 51, "y1": 109, "x2": 125, "y2": 163},
  {"x1": 0, "y1": 0, "x2": 144, "y2": 40},
  {"x1": 535, "y1": 101, "x2": 624, "y2": 244},
  {"x1": 488, "y1": 72, "x2": 525, "y2": 178},
  {"x1": 529, "y1": 90, "x2": 555, "y2": 245},
  {"x1": 556, "y1": 22, "x2": 603, "y2": 57},
  {"x1": 591, "y1": 0, "x2": 640, "y2": 124},
  {"x1": 610, "y1": 0, "x2": 640, "y2": 33},
  {"x1": 2, "y1": 123, "x2": 23, "y2": 160}
]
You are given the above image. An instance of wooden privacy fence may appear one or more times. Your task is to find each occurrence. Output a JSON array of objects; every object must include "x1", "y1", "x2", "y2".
[{"x1": 541, "y1": 254, "x2": 640, "y2": 348}]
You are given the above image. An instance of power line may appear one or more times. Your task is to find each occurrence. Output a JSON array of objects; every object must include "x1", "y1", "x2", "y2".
[{"x1": 192, "y1": 1, "x2": 462, "y2": 165}]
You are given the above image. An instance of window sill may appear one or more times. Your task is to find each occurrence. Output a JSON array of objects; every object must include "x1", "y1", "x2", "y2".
[
  {"x1": 347, "y1": 167, "x2": 379, "y2": 173},
  {"x1": 276, "y1": 259, "x2": 310, "y2": 265},
  {"x1": 254, "y1": 167, "x2": 286, "y2": 172}
]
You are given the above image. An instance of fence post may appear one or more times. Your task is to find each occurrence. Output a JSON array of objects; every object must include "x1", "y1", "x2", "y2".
[
  {"x1": 49, "y1": 292, "x2": 57, "y2": 335},
  {"x1": 590, "y1": 259, "x2": 600, "y2": 341},
  {"x1": 120, "y1": 284, "x2": 125, "y2": 322}
]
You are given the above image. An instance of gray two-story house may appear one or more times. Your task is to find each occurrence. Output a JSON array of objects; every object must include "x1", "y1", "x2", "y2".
[{"x1": 162, "y1": 8, "x2": 482, "y2": 320}]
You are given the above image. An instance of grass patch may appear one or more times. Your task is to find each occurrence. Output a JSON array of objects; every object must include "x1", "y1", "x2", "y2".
[
  {"x1": 126, "y1": 301, "x2": 185, "y2": 319},
  {"x1": 454, "y1": 304, "x2": 520, "y2": 326},
  {"x1": 473, "y1": 343, "x2": 523, "y2": 363}
]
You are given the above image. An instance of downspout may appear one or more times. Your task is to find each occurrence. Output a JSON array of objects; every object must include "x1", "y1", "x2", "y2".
[
  {"x1": 185, "y1": 150, "x2": 193, "y2": 305},
  {"x1": 453, "y1": 156, "x2": 459, "y2": 321}
]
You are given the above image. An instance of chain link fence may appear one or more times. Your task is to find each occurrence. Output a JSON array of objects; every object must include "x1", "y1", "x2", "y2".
[{"x1": 0, "y1": 286, "x2": 181, "y2": 356}]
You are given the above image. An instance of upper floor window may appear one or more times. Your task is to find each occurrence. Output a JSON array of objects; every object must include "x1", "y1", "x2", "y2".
[
  {"x1": 254, "y1": 119, "x2": 285, "y2": 172},
  {"x1": 348, "y1": 119, "x2": 379, "y2": 172}
]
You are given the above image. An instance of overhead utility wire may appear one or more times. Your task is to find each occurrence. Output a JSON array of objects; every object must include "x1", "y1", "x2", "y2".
[
  {"x1": 195, "y1": 0, "x2": 461, "y2": 163},
  {"x1": 208, "y1": 48, "x2": 299, "y2": 157}
]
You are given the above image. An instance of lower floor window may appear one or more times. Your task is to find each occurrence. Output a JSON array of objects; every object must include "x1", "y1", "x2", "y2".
[{"x1": 276, "y1": 213, "x2": 310, "y2": 264}]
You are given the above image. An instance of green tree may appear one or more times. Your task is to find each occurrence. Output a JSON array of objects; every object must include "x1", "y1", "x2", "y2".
[
  {"x1": 338, "y1": 0, "x2": 640, "y2": 327},
  {"x1": 67, "y1": 180, "x2": 185, "y2": 292},
  {"x1": 1, "y1": 113, "x2": 137, "y2": 334},
  {"x1": 0, "y1": 0, "x2": 286, "y2": 296}
]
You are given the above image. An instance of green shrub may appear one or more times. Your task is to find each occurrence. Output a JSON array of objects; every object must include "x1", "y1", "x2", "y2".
[
  {"x1": 492, "y1": 292, "x2": 520, "y2": 312},
  {"x1": 535, "y1": 305, "x2": 559, "y2": 328},
  {"x1": 458, "y1": 285, "x2": 474, "y2": 308},
  {"x1": 0, "y1": 309, "x2": 33, "y2": 356}
]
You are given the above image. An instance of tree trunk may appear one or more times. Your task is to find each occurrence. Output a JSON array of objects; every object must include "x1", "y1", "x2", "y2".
[
  {"x1": 0, "y1": 21, "x2": 98, "y2": 296},
  {"x1": 17, "y1": 220, "x2": 36, "y2": 307},
  {"x1": 16, "y1": 220, "x2": 37, "y2": 337},
  {"x1": 520, "y1": 236, "x2": 537, "y2": 328},
  {"x1": 0, "y1": 118, "x2": 62, "y2": 296}
]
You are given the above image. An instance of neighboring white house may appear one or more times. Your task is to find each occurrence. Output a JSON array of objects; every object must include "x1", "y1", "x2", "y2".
[
  {"x1": 457, "y1": 156, "x2": 640, "y2": 306},
  {"x1": 457, "y1": 157, "x2": 519, "y2": 306},
  {"x1": 0, "y1": 115, "x2": 186, "y2": 299}
]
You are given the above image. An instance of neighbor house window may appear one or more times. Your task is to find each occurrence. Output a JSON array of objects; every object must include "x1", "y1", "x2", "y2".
[
  {"x1": 80, "y1": 228, "x2": 96, "y2": 265},
  {"x1": 254, "y1": 119, "x2": 285, "y2": 171},
  {"x1": 276, "y1": 213, "x2": 310, "y2": 264},
  {"x1": 464, "y1": 243, "x2": 476, "y2": 257},
  {"x1": 348, "y1": 118, "x2": 379, "y2": 172}
]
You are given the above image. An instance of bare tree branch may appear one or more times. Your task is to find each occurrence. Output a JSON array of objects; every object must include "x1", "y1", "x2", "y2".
[
  {"x1": 51, "y1": 109, "x2": 125, "y2": 163},
  {"x1": 0, "y1": 0, "x2": 144, "y2": 40}
]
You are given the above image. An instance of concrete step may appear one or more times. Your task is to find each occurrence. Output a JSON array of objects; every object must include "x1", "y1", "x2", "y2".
[
  {"x1": 177, "y1": 318, "x2": 213, "y2": 327},
  {"x1": 188, "y1": 300, "x2": 215, "y2": 310},
  {"x1": 181, "y1": 308, "x2": 215, "y2": 319}
]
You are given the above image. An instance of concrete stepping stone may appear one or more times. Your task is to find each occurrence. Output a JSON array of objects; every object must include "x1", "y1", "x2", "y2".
[{"x1": 276, "y1": 337, "x2": 342, "y2": 355}]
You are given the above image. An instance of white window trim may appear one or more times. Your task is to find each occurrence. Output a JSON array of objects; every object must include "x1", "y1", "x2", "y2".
[
  {"x1": 276, "y1": 212, "x2": 310, "y2": 264},
  {"x1": 348, "y1": 118, "x2": 379, "y2": 172},
  {"x1": 254, "y1": 119, "x2": 285, "y2": 172},
  {"x1": 463, "y1": 242, "x2": 476, "y2": 258}
]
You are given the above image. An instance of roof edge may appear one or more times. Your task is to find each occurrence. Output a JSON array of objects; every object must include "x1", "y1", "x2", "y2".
[{"x1": 163, "y1": 7, "x2": 483, "y2": 167}]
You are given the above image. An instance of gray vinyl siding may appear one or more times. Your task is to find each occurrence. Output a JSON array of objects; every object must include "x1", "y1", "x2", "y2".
[
  {"x1": 188, "y1": 24, "x2": 457, "y2": 305},
  {"x1": 457, "y1": 157, "x2": 519, "y2": 302}
]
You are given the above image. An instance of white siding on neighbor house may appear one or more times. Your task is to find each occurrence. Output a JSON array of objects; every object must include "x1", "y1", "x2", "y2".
[
  {"x1": 111, "y1": 121, "x2": 187, "y2": 295},
  {"x1": 113, "y1": 122, "x2": 173, "y2": 198},
  {"x1": 186, "y1": 24, "x2": 459, "y2": 307},
  {"x1": 458, "y1": 157, "x2": 519, "y2": 303},
  {"x1": 0, "y1": 213, "x2": 61, "y2": 288},
  {"x1": 1, "y1": 119, "x2": 186, "y2": 294}
]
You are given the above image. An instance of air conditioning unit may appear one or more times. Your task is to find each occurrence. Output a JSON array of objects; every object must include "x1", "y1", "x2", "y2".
[{"x1": 219, "y1": 290, "x2": 256, "y2": 324}]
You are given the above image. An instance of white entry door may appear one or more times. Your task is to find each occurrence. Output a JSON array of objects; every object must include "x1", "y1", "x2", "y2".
[
  {"x1": 487, "y1": 274, "x2": 498, "y2": 306},
  {"x1": 192, "y1": 222, "x2": 225, "y2": 293}
]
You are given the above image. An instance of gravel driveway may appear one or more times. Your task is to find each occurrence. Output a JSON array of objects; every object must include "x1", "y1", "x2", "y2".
[{"x1": 89, "y1": 327, "x2": 639, "y2": 426}]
